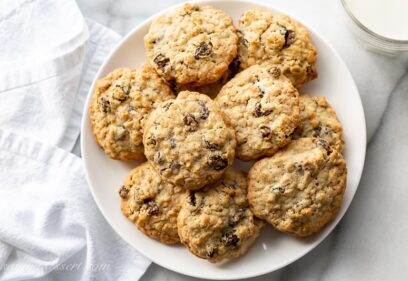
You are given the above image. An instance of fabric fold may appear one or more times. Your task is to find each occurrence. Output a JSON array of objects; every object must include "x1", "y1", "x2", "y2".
[
  {"x1": 0, "y1": 18, "x2": 120, "y2": 151},
  {"x1": 62, "y1": 19, "x2": 121, "y2": 151},
  {"x1": 0, "y1": 129, "x2": 151, "y2": 281},
  {"x1": 0, "y1": 1, "x2": 150, "y2": 280}
]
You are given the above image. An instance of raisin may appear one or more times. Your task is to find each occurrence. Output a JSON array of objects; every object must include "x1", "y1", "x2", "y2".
[
  {"x1": 203, "y1": 137, "x2": 219, "y2": 151},
  {"x1": 163, "y1": 101, "x2": 173, "y2": 111},
  {"x1": 294, "y1": 162, "x2": 314, "y2": 173},
  {"x1": 311, "y1": 125, "x2": 322, "y2": 137},
  {"x1": 146, "y1": 135, "x2": 157, "y2": 146},
  {"x1": 316, "y1": 138, "x2": 331, "y2": 152},
  {"x1": 99, "y1": 97, "x2": 110, "y2": 113},
  {"x1": 257, "y1": 86, "x2": 265, "y2": 98},
  {"x1": 119, "y1": 186, "x2": 129, "y2": 199},
  {"x1": 194, "y1": 42, "x2": 213, "y2": 59},
  {"x1": 220, "y1": 231, "x2": 239, "y2": 247},
  {"x1": 208, "y1": 155, "x2": 228, "y2": 170},
  {"x1": 228, "y1": 209, "x2": 245, "y2": 227},
  {"x1": 260, "y1": 125, "x2": 271, "y2": 138},
  {"x1": 272, "y1": 186, "x2": 285, "y2": 194},
  {"x1": 183, "y1": 114, "x2": 199, "y2": 132},
  {"x1": 206, "y1": 245, "x2": 217, "y2": 258},
  {"x1": 143, "y1": 199, "x2": 159, "y2": 216},
  {"x1": 168, "y1": 138, "x2": 176, "y2": 148},
  {"x1": 283, "y1": 30, "x2": 296, "y2": 48},
  {"x1": 154, "y1": 54, "x2": 170, "y2": 71},
  {"x1": 254, "y1": 102, "x2": 272, "y2": 117},
  {"x1": 198, "y1": 100, "x2": 209, "y2": 120},
  {"x1": 170, "y1": 160, "x2": 181, "y2": 171},
  {"x1": 254, "y1": 102, "x2": 262, "y2": 116},
  {"x1": 189, "y1": 192, "x2": 196, "y2": 206}
]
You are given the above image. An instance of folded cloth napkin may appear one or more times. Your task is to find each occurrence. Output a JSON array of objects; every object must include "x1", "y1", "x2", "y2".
[
  {"x1": 0, "y1": 0, "x2": 119, "y2": 151},
  {"x1": 0, "y1": 130, "x2": 150, "y2": 281},
  {"x1": 0, "y1": 0, "x2": 88, "y2": 66},
  {"x1": 0, "y1": 0, "x2": 151, "y2": 280},
  {"x1": 0, "y1": 0, "x2": 88, "y2": 151}
]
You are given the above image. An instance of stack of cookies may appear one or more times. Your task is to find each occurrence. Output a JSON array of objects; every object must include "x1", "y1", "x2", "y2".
[{"x1": 89, "y1": 3, "x2": 347, "y2": 263}]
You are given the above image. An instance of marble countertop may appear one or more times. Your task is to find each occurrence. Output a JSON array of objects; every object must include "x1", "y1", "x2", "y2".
[{"x1": 76, "y1": 0, "x2": 408, "y2": 280}]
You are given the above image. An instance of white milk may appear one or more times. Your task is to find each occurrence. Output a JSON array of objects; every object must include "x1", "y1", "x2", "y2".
[{"x1": 344, "y1": 0, "x2": 408, "y2": 41}]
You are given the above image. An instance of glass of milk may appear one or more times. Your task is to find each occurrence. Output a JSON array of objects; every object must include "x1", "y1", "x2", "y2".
[{"x1": 341, "y1": 0, "x2": 408, "y2": 55}]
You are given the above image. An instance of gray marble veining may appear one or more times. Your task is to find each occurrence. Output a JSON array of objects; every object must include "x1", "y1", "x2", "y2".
[{"x1": 75, "y1": 0, "x2": 408, "y2": 280}]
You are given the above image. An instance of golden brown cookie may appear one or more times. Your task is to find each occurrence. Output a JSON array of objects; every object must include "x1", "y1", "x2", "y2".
[
  {"x1": 237, "y1": 9, "x2": 317, "y2": 88},
  {"x1": 216, "y1": 64, "x2": 300, "y2": 161},
  {"x1": 293, "y1": 94, "x2": 344, "y2": 152},
  {"x1": 248, "y1": 138, "x2": 347, "y2": 236},
  {"x1": 89, "y1": 66, "x2": 175, "y2": 160},
  {"x1": 177, "y1": 169, "x2": 264, "y2": 262},
  {"x1": 119, "y1": 162, "x2": 185, "y2": 244},
  {"x1": 144, "y1": 3, "x2": 238, "y2": 86},
  {"x1": 143, "y1": 91, "x2": 236, "y2": 190}
]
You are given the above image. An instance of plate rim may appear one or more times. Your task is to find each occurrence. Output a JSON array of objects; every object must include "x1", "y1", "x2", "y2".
[{"x1": 80, "y1": 0, "x2": 367, "y2": 279}]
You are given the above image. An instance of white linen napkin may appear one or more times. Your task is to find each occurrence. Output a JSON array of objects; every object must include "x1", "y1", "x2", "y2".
[
  {"x1": 0, "y1": 130, "x2": 150, "y2": 281},
  {"x1": 0, "y1": 0, "x2": 119, "y2": 151},
  {"x1": 0, "y1": 0, "x2": 151, "y2": 280},
  {"x1": 0, "y1": 0, "x2": 88, "y2": 66}
]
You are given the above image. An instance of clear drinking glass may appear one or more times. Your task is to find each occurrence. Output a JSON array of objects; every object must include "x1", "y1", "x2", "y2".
[{"x1": 341, "y1": 0, "x2": 408, "y2": 56}]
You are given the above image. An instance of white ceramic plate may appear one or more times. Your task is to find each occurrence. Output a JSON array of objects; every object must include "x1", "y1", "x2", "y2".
[{"x1": 81, "y1": 0, "x2": 366, "y2": 279}]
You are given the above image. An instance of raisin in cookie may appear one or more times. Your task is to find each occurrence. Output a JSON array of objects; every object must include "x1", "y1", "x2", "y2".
[
  {"x1": 237, "y1": 9, "x2": 317, "y2": 88},
  {"x1": 144, "y1": 3, "x2": 238, "y2": 86},
  {"x1": 89, "y1": 66, "x2": 175, "y2": 160},
  {"x1": 143, "y1": 91, "x2": 236, "y2": 190},
  {"x1": 215, "y1": 64, "x2": 300, "y2": 161},
  {"x1": 248, "y1": 138, "x2": 347, "y2": 236},
  {"x1": 119, "y1": 162, "x2": 185, "y2": 244},
  {"x1": 177, "y1": 169, "x2": 264, "y2": 262},
  {"x1": 293, "y1": 94, "x2": 344, "y2": 152}
]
